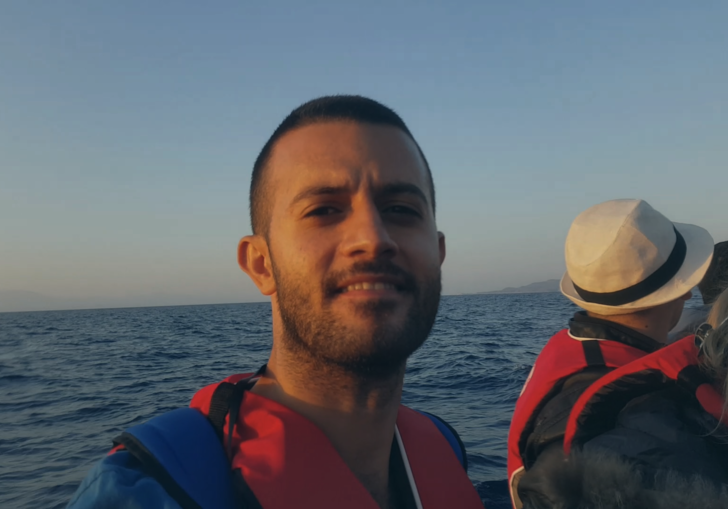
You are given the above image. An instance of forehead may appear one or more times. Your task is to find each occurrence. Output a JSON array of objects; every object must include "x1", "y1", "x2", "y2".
[{"x1": 265, "y1": 120, "x2": 430, "y2": 204}]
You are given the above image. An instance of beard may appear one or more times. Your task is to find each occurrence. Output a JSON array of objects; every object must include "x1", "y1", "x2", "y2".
[{"x1": 271, "y1": 258, "x2": 441, "y2": 378}]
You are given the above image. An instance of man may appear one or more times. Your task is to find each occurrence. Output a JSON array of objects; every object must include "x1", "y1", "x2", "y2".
[
  {"x1": 669, "y1": 240, "x2": 728, "y2": 341},
  {"x1": 507, "y1": 199, "x2": 714, "y2": 509},
  {"x1": 67, "y1": 96, "x2": 484, "y2": 509}
]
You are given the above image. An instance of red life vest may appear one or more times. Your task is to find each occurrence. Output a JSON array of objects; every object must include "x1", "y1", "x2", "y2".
[
  {"x1": 190, "y1": 374, "x2": 485, "y2": 509},
  {"x1": 563, "y1": 334, "x2": 728, "y2": 455},
  {"x1": 507, "y1": 329, "x2": 647, "y2": 507}
]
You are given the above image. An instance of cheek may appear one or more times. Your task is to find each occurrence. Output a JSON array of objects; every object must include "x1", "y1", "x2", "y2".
[
  {"x1": 398, "y1": 231, "x2": 443, "y2": 271},
  {"x1": 274, "y1": 230, "x2": 337, "y2": 278}
]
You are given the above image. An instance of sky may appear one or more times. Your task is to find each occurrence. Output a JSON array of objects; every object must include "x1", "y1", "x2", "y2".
[{"x1": 1, "y1": 1, "x2": 727, "y2": 312}]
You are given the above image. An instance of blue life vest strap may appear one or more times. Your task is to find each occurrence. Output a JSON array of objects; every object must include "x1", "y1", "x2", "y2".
[
  {"x1": 113, "y1": 408, "x2": 237, "y2": 509},
  {"x1": 418, "y1": 410, "x2": 468, "y2": 471}
]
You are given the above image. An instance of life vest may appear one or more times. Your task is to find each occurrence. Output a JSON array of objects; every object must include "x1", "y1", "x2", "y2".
[
  {"x1": 112, "y1": 371, "x2": 484, "y2": 509},
  {"x1": 507, "y1": 329, "x2": 648, "y2": 508},
  {"x1": 563, "y1": 334, "x2": 728, "y2": 455}
]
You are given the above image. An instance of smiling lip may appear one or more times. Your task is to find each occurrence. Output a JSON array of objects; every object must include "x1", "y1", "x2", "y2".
[{"x1": 336, "y1": 276, "x2": 404, "y2": 294}]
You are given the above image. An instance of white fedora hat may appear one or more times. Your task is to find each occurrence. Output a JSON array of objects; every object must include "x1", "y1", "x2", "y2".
[{"x1": 560, "y1": 199, "x2": 714, "y2": 315}]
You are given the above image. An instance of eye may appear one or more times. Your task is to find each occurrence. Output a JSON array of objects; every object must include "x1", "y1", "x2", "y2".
[
  {"x1": 305, "y1": 206, "x2": 341, "y2": 217},
  {"x1": 384, "y1": 205, "x2": 421, "y2": 217}
]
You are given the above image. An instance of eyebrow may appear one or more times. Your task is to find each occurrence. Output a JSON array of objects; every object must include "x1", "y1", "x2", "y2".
[
  {"x1": 291, "y1": 181, "x2": 430, "y2": 207},
  {"x1": 376, "y1": 182, "x2": 429, "y2": 206},
  {"x1": 291, "y1": 185, "x2": 351, "y2": 206}
]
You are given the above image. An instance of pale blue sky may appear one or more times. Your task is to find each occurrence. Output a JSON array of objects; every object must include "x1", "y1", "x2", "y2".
[{"x1": 1, "y1": 1, "x2": 727, "y2": 311}]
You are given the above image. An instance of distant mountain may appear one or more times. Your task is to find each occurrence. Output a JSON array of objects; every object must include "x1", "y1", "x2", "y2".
[{"x1": 482, "y1": 279, "x2": 561, "y2": 295}]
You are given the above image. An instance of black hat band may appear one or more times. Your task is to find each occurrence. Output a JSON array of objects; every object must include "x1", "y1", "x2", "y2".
[{"x1": 573, "y1": 226, "x2": 687, "y2": 307}]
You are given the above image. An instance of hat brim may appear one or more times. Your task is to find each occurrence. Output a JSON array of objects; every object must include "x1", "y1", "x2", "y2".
[{"x1": 561, "y1": 222, "x2": 714, "y2": 315}]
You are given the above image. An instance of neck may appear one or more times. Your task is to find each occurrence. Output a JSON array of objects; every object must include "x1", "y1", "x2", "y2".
[
  {"x1": 251, "y1": 340, "x2": 405, "y2": 508},
  {"x1": 587, "y1": 310, "x2": 670, "y2": 344}
]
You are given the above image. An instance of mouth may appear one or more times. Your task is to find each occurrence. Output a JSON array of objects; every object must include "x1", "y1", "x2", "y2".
[
  {"x1": 341, "y1": 282, "x2": 398, "y2": 293},
  {"x1": 334, "y1": 276, "x2": 405, "y2": 296},
  {"x1": 324, "y1": 261, "x2": 418, "y2": 301}
]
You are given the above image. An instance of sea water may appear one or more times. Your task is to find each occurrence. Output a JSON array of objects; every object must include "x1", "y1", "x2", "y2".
[{"x1": 1, "y1": 292, "x2": 702, "y2": 508}]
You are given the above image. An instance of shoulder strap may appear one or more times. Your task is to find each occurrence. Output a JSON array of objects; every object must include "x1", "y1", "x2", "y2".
[
  {"x1": 206, "y1": 366, "x2": 267, "y2": 508},
  {"x1": 208, "y1": 365, "x2": 266, "y2": 459},
  {"x1": 581, "y1": 340, "x2": 606, "y2": 367},
  {"x1": 208, "y1": 381, "x2": 235, "y2": 442},
  {"x1": 113, "y1": 408, "x2": 237, "y2": 509},
  {"x1": 417, "y1": 411, "x2": 468, "y2": 471}
]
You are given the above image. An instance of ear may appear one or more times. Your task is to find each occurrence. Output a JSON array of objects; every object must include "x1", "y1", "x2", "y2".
[
  {"x1": 238, "y1": 235, "x2": 276, "y2": 296},
  {"x1": 438, "y1": 231, "x2": 446, "y2": 266}
]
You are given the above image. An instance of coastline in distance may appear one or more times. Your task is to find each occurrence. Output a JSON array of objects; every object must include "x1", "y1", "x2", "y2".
[{"x1": 477, "y1": 279, "x2": 561, "y2": 295}]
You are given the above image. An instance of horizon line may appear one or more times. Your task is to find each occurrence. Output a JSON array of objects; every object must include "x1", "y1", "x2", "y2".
[{"x1": 0, "y1": 292, "x2": 565, "y2": 315}]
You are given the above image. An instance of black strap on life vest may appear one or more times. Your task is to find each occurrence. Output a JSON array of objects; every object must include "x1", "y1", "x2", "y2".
[
  {"x1": 206, "y1": 364, "x2": 267, "y2": 509},
  {"x1": 207, "y1": 383, "x2": 235, "y2": 443},
  {"x1": 581, "y1": 340, "x2": 606, "y2": 367}
]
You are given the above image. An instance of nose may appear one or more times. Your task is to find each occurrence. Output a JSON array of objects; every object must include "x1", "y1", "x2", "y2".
[{"x1": 340, "y1": 201, "x2": 398, "y2": 260}]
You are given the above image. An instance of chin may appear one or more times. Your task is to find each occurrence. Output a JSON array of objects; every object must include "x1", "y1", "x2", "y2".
[{"x1": 331, "y1": 349, "x2": 412, "y2": 378}]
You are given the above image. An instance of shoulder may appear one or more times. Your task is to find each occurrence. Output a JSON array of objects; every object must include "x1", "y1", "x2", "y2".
[
  {"x1": 592, "y1": 388, "x2": 719, "y2": 444},
  {"x1": 66, "y1": 452, "x2": 182, "y2": 509},
  {"x1": 68, "y1": 406, "x2": 237, "y2": 509},
  {"x1": 522, "y1": 366, "x2": 610, "y2": 464},
  {"x1": 583, "y1": 389, "x2": 728, "y2": 483},
  {"x1": 189, "y1": 373, "x2": 253, "y2": 412}
]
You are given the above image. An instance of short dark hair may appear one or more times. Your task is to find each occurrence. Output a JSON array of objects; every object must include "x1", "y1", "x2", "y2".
[
  {"x1": 249, "y1": 95, "x2": 435, "y2": 236},
  {"x1": 699, "y1": 241, "x2": 728, "y2": 305}
]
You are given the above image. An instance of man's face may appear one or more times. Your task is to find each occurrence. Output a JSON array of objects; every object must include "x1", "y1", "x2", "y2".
[{"x1": 262, "y1": 121, "x2": 445, "y2": 375}]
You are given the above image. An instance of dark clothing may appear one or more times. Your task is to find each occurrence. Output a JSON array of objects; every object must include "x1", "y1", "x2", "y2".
[
  {"x1": 519, "y1": 313, "x2": 728, "y2": 509},
  {"x1": 521, "y1": 312, "x2": 661, "y2": 470},
  {"x1": 517, "y1": 313, "x2": 662, "y2": 505},
  {"x1": 569, "y1": 312, "x2": 663, "y2": 353},
  {"x1": 584, "y1": 388, "x2": 728, "y2": 486},
  {"x1": 389, "y1": 437, "x2": 418, "y2": 509},
  {"x1": 520, "y1": 446, "x2": 728, "y2": 509},
  {"x1": 522, "y1": 366, "x2": 609, "y2": 469},
  {"x1": 520, "y1": 390, "x2": 728, "y2": 509}
]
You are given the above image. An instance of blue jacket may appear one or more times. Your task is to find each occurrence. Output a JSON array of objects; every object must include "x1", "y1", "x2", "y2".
[
  {"x1": 68, "y1": 451, "x2": 183, "y2": 509},
  {"x1": 67, "y1": 408, "x2": 236, "y2": 509}
]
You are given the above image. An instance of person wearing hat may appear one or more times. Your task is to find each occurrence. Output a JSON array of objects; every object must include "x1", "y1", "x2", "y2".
[
  {"x1": 669, "y1": 240, "x2": 728, "y2": 342},
  {"x1": 506, "y1": 199, "x2": 716, "y2": 509}
]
